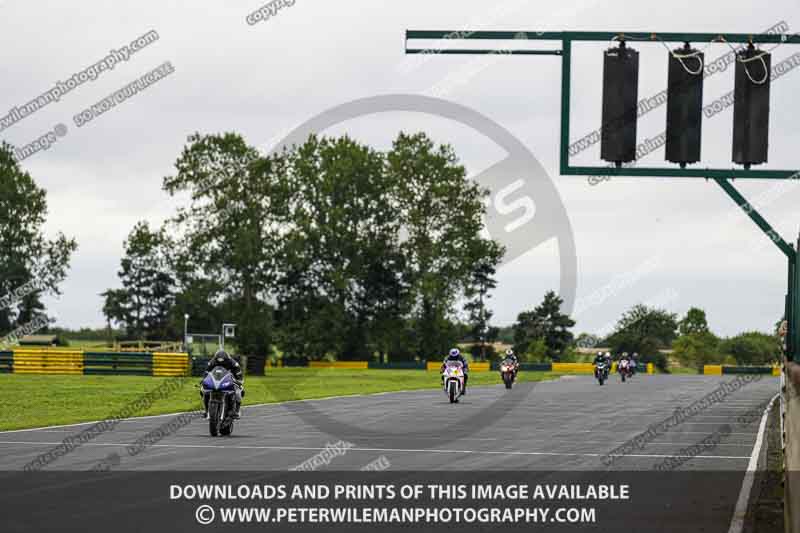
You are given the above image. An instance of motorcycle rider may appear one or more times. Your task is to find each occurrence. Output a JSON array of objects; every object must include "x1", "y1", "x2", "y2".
[
  {"x1": 604, "y1": 351, "x2": 612, "y2": 369},
  {"x1": 594, "y1": 351, "x2": 606, "y2": 366},
  {"x1": 503, "y1": 348, "x2": 520, "y2": 378},
  {"x1": 593, "y1": 351, "x2": 608, "y2": 378},
  {"x1": 630, "y1": 352, "x2": 639, "y2": 375},
  {"x1": 441, "y1": 348, "x2": 469, "y2": 394},
  {"x1": 202, "y1": 350, "x2": 244, "y2": 420}
]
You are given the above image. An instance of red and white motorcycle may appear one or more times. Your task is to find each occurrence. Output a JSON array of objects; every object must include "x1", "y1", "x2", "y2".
[
  {"x1": 618, "y1": 359, "x2": 634, "y2": 382},
  {"x1": 499, "y1": 358, "x2": 517, "y2": 389}
]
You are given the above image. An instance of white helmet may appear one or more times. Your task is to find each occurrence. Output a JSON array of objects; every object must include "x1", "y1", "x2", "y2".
[
  {"x1": 449, "y1": 348, "x2": 460, "y2": 358},
  {"x1": 506, "y1": 349, "x2": 514, "y2": 356}
]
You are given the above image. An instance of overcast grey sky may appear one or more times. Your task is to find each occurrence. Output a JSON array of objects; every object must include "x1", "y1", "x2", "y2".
[{"x1": 3, "y1": 0, "x2": 799, "y2": 337}]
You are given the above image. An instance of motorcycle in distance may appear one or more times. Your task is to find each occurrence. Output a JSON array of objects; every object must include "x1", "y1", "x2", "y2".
[
  {"x1": 618, "y1": 359, "x2": 634, "y2": 382},
  {"x1": 201, "y1": 366, "x2": 238, "y2": 436},
  {"x1": 594, "y1": 360, "x2": 609, "y2": 386},
  {"x1": 442, "y1": 360, "x2": 465, "y2": 403},
  {"x1": 499, "y1": 358, "x2": 517, "y2": 389}
]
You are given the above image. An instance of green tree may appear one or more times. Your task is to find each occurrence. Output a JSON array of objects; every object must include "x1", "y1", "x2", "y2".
[
  {"x1": 275, "y1": 135, "x2": 404, "y2": 360},
  {"x1": 678, "y1": 307, "x2": 710, "y2": 336},
  {"x1": 672, "y1": 331, "x2": 719, "y2": 372},
  {"x1": 463, "y1": 258, "x2": 498, "y2": 361},
  {"x1": 154, "y1": 131, "x2": 504, "y2": 363},
  {"x1": 387, "y1": 132, "x2": 503, "y2": 359},
  {"x1": 163, "y1": 133, "x2": 283, "y2": 356},
  {"x1": 520, "y1": 338, "x2": 548, "y2": 362},
  {"x1": 719, "y1": 331, "x2": 781, "y2": 365},
  {"x1": 672, "y1": 307, "x2": 719, "y2": 372},
  {"x1": 606, "y1": 304, "x2": 678, "y2": 370},
  {"x1": 169, "y1": 278, "x2": 224, "y2": 339},
  {"x1": 0, "y1": 143, "x2": 76, "y2": 333},
  {"x1": 512, "y1": 291, "x2": 575, "y2": 360},
  {"x1": 102, "y1": 221, "x2": 175, "y2": 339}
]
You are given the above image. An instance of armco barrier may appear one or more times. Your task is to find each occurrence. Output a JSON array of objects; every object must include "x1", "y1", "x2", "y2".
[
  {"x1": 703, "y1": 364, "x2": 779, "y2": 375},
  {"x1": 6, "y1": 348, "x2": 190, "y2": 377},
  {"x1": 368, "y1": 361, "x2": 427, "y2": 370},
  {"x1": 152, "y1": 352, "x2": 191, "y2": 377},
  {"x1": 83, "y1": 352, "x2": 152, "y2": 376},
  {"x1": 426, "y1": 361, "x2": 441, "y2": 371},
  {"x1": 13, "y1": 349, "x2": 83, "y2": 375},
  {"x1": 552, "y1": 362, "x2": 594, "y2": 374},
  {"x1": 520, "y1": 362, "x2": 553, "y2": 371},
  {"x1": 425, "y1": 361, "x2": 491, "y2": 372},
  {"x1": 722, "y1": 365, "x2": 777, "y2": 375},
  {"x1": 3, "y1": 350, "x2": 664, "y2": 377}
]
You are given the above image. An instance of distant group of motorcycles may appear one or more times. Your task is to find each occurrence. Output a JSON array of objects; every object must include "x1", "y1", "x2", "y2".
[
  {"x1": 593, "y1": 351, "x2": 638, "y2": 386},
  {"x1": 440, "y1": 347, "x2": 643, "y2": 404}
]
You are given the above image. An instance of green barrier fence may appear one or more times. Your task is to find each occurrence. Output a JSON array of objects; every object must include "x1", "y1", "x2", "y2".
[
  {"x1": 83, "y1": 352, "x2": 153, "y2": 376},
  {"x1": 721, "y1": 365, "x2": 776, "y2": 375},
  {"x1": 192, "y1": 356, "x2": 211, "y2": 376},
  {"x1": 0, "y1": 351, "x2": 12, "y2": 373},
  {"x1": 1, "y1": 349, "x2": 190, "y2": 376},
  {"x1": 524, "y1": 362, "x2": 554, "y2": 371}
]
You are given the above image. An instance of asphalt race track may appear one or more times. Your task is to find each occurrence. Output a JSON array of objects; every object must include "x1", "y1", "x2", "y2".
[
  {"x1": 0, "y1": 374, "x2": 782, "y2": 532},
  {"x1": 0, "y1": 375, "x2": 778, "y2": 471}
]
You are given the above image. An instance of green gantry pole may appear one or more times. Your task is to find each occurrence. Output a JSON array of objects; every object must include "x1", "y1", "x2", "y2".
[
  {"x1": 713, "y1": 178, "x2": 795, "y2": 259},
  {"x1": 559, "y1": 38, "x2": 572, "y2": 175},
  {"x1": 788, "y1": 256, "x2": 795, "y2": 360},
  {"x1": 714, "y1": 178, "x2": 797, "y2": 361},
  {"x1": 794, "y1": 238, "x2": 800, "y2": 361}
]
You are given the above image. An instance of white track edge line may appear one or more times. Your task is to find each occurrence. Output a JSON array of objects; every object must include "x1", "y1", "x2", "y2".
[
  {"x1": 727, "y1": 392, "x2": 779, "y2": 533},
  {"x1": 0, "y1": 440, "x2": 752, "y2": 460}
]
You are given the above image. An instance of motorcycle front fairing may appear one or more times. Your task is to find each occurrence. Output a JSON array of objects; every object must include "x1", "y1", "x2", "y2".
[
  {"x1": 443, "y1": 361, "x2": 464, "y2": 384},
  {"x1": 500, "y1": 358, "x2": 515, "y2": 373},
  {"x1": 202, "y1": 366, "x2": 237, "y2": 404}
]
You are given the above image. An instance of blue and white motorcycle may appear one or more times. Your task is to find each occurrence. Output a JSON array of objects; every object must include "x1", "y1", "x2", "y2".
[{"x1": 201, "y1": 366, "x2": 237, "y2": 436}]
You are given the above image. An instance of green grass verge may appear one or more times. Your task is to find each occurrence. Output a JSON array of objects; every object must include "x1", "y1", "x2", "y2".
[{"x1": 0, "y1": 368, "x2": 562, "y2": 431}]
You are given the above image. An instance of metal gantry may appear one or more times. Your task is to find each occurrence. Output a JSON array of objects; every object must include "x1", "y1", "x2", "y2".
[{"x1": 405, "y1": 29, "x2": 800, "y2": 359}]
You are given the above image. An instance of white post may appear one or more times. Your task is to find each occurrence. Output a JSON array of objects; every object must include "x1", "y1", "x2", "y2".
[{"x1": 183, "y1": 314, "x2": 189, "y2": 350}]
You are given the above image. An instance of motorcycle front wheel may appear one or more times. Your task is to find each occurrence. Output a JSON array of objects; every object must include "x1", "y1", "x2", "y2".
[
  {"x1": 208, "y1": 402, "x2": 221, "y2": 436},
  {"x1": 448, "y1": 381, "x2": 458, "y2": 403}
]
